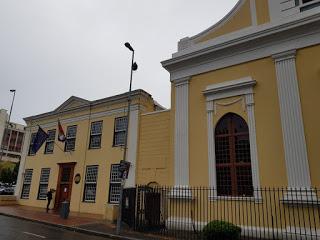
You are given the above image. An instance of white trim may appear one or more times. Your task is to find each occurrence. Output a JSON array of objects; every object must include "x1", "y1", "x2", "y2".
[
  {"x1": 15, "y1": 129, "x2": 31, "y2": 197},
  {"x1": 165, "y1": 217, "x2": 320, "y2": 239},
  {"x1": 250, "y1": 0, "x2": 258, "y2": 26},
  {"x1": 205, "y1": 77, "x2": 260, "y2": 199},
  {"x1": 273, "y1": 50, "x2": 311, "y2": 188},
  {"x1": 174, "y1": 77, "x2": 190, "y2": 186},
  {"x1": 163, "y1": 12, "x2": 320, "y2": 81},
  {"x1": 245, "y1": 93, "x2": 261, "y2": 200},
  {"x1": 26, "y1": 104, "x2": 142, "y2": 131},
  {"x1": 203, "y1": 77, "x2": 256, "y2": 99},
  {"x1": 124, "y1": 109, "x2": 139, "y2": 188},
  {"x1": 180, "y1": 0, "x2": 247, "y2": 47},
  {"x1": 141, "y1": 109, "x2": 170, "y2": 116}
]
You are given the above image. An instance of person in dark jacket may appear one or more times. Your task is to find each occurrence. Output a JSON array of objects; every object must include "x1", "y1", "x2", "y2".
[{"x1": 46, "y1": 189, "x2": 53, "y2": 212}]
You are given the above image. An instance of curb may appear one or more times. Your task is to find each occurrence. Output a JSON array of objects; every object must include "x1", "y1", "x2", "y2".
[{"x1": 0, "y1": 212, "x2": 141, "y2": 240}]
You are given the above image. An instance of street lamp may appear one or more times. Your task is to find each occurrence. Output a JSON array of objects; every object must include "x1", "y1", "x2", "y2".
[
  {"x1": 116, "y1": 43, "x2": 138, "y2": 234},
  {"x1": 0, "y1": 89, "x2": 16, "y2": 161}
]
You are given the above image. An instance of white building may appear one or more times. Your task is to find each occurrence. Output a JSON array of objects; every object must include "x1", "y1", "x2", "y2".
[{"x1": 0, "y1": 109, "x2": 25, "y2": 163}]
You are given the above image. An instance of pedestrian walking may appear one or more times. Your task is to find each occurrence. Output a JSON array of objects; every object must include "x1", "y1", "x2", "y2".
[{"x1": 46, "y1": 189, "x2": 53, "y2": 212}]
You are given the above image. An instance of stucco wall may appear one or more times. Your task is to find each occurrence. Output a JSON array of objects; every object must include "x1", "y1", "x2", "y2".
[
  {"x1": 136, "y1": 110, "x2": 173, "y2": 186},
  {"x1": 187, "y1": 57, "x2": 287, "y2": 187},
  {"x1": 296, "y1": 45, "x2": 320, "y2": 188}
]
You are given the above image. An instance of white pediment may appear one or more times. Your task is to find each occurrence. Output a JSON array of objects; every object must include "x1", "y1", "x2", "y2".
[{"x1": 55, "y1": 96, "x2": 90, "y2": 112}]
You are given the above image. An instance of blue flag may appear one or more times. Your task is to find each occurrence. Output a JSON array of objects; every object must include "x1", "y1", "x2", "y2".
[{"x1": 32, "y1": 126, "x2": 48, "y2": 154}]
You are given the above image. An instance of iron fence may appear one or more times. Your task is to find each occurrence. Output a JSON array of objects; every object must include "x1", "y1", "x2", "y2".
[{"x1": 122, "y1": 186, "x2": 320, "y2": 239}]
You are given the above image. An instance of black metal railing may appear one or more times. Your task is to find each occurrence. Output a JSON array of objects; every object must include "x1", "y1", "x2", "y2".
[{"x1": 122, "y1": 186, "x2": 320, "y2": 240}]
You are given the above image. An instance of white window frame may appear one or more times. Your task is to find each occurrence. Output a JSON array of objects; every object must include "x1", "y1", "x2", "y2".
[
  {"x1": 89, "y1": 121, "x2": 103, "y2": 149},
  {"x1": 37, "y1": 168, "x2": 50, "y2": 200},
  {"x1": 28, "y1": 133, "x2": 37, "y2": 156},
  {"x1": 21, "y1": 169, "x2": 33, "y2": 199},
  {"x1": 83, "y1": 165, "x2": 98, "y2": 202},
  {"x1": 65, "y1": 125, "x2": 77, "y2": 152},
  {"x1": 203, "y1": 77, "x2": 261, "y2": 201},
  {"x1": 113, "y1": 117, "x2": 127, "y2": 147},
  {"x1": 108, "y1": 164, "x2": 121, "y2": 204},
  {"x1": 44, "y1": 130, "x2": 56, "y2": 154}
]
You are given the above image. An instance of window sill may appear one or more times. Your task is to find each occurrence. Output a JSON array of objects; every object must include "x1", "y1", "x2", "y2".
[
  {"x1": 83, "y1": 200, "x2": 96, "y2": 203},
  {"x1": 88, "y1": 147, "x2": 101, "y2": 150},
  {"x1": 64, "y1": 150, "x2": 75, "y2": 152},
  {"x1": 112, "y1": 144, "x2": 124, "y2": 148},
  {"x1": 44, "y1": 152, "x2": 53, "y2": 155},
  {"x1": 209, "y1": 195, "x2": 262, "y2": 203}
]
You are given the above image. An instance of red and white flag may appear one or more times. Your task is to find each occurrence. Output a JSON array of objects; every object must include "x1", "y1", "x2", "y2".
[{"x1": 58, "y1": 119, "x2": 66, "y2": 142}]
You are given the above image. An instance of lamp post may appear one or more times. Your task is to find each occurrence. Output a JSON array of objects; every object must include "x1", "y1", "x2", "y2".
[
  {"x1": 0, "y1": 89, "x2": 16, "y2": 162},
  {"x1": 116, "y1": 43, "x2": 137, "y2": 234}
]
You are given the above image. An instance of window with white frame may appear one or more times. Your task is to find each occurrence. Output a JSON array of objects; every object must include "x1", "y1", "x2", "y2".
[
  {"x1": 44, "y1": 130, "x2": 56, "y2": 154},
  {"x1": 28, "y1": 133, "x2": 37, "y2": 155},
  {"x1": 65, "y1": 125, "x2": 77, "y2": 152},
  {"x1": 113, "y1": 117, "x2": 127, "y2": 146},
  {"x1": 108, "y1": 164, "x2": 121, "y2": 204},
  {"x1": 83, "y1": 165, "x2": 98, "y2": 202},
  {"x1": 37, "y1": 168, "x2": 50, "y2": 200},
  {"x1": 21, "y1": 169, "x2": 33, "y2": 199},
  {"x1": 89, "y1": 121, "x2": 103, "y2": 149}
]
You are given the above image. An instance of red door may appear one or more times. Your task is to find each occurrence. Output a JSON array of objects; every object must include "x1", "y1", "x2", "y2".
[{"x1": 54, "y1": 163, "x2": 75, "y2": 210}]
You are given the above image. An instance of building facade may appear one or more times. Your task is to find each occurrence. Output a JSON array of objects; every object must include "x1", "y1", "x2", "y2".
[
  {"x1": 0, "y1": 109, "x2": 25, "y2": 163},
  {"x1": 16, "y1": 1, "x2": 320, "y2": 233},
  {"x1": 134, "y1": 0, "x2": 320, "y2": 236},
  {"x1": 16, "y1": 90, "x2": 162, "y2": 220},
  {"x1": 156, "y1": 0, "x2": 320, "y2": 191}
]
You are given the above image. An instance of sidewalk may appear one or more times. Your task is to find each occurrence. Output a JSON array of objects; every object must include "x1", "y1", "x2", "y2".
[{"x1": 0, "y1": 205, "x2": 167, "y2": 240}]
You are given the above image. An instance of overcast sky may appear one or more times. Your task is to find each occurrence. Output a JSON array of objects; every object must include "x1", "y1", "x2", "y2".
[{"x1": 0, "y1": 0, "x2": 237, "y2": 124}]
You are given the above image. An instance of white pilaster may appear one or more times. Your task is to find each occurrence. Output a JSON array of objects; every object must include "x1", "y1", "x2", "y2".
[
  {"x1": 245, "y1": 93, "x2": 261, "y2": 200},
  {"x1": 273, "y1": 50, "x2": 311, "y2": 188},
  {"x1": 174, "y1": 77, "x2": 190, "y2": 186},
  {"x1": 250, "y1": 0, "x2": 257, "y2": 26},
  {"x1": 124, "y1": 109, "x2": 139, "y2": 188},
  {"x1": 206, "y1": 101, "x2": 217, "y2": 197},
  {"x1": 15, "y1": 128, "x2": 31, "y2": 197}
]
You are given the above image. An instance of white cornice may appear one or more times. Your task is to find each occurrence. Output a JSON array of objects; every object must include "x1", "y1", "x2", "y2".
[
  {"x1": 24, "y1": 89, "x2": 152, "y2": 123},
  {"x1": 25, "y1": 104, "x2": 143, "y2": 131},
  {"x1": 203, "y1": 77, "x2": 256, "y2": 98},
  {"x1": 162, "y1": 11, "x2": 320, "y2": 82}
]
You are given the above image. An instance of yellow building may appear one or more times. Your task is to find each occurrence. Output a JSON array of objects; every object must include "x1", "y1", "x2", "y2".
[
  {"x1": 15, "y1": 90, "x2": 162, "y2": 220},
  {"x1": 135, "y1": 0, "x2": 320, "y2": 237},
  {"x1": 15, "y1": 0, "x2": 320, "y2": 237},
  {"x1": 149, "y1": 0, "x2": 320, "y2": 192}
]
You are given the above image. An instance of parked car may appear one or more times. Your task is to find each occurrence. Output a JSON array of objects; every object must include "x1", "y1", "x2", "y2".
[{"x1": 0, "y1": 184, "x2": 14, "y2": 195}]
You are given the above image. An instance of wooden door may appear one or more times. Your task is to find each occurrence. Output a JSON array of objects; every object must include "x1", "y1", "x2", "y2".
[{"x1": 54, "y1": 163, "x2": 75, "y2": 210}]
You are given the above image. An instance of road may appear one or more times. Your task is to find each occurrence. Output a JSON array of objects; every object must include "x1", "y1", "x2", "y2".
[{"x1": 0, "y1": 215, "x2": 112, "y2": 240}]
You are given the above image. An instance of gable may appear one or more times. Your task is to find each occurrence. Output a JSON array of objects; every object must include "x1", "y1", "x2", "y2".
[
  {"x1": 181, "y1": 0, "x2": 270, "y2": 46},
  {"x1": 55, "y1": 96, "x2": 90, "y2": 112}
]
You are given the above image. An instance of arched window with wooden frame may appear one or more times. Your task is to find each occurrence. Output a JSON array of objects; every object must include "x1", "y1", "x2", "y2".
[{"x1": 215, "y1": 113, "x2": 253, "y2": 197}]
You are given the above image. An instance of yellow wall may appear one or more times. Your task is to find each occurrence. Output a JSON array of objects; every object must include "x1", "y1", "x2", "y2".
[
  {"x1": 136, "y1": 110, "x2": 173, "y2": 186},
  {"x1": 188, "y1": 57, "x2": 287, "y2": 187},
  {"x1": 256, "y1": 0, "x2": 270, "y2": 25},
  {"x1": 19, "y1": 95, "x2": 156, "y2": 218},
  {"x1": 197, "y1": 0, "x2": 252, "y2": 43},
  {"x1": 296, "y1": 45, "x2": 320, "y2": 188}
]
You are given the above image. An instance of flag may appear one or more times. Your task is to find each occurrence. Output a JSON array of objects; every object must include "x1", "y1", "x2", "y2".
[
  {"x1": 32, "y1": 126, "x2": 48, "y2": 154},
  {"x1": 58, "y1": 119, "x2": 66, "y2": 142}
]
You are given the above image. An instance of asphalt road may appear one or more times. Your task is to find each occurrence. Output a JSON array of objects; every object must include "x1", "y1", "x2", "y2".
[{"x1": 0, "y1": 215, "x2": 112, "y2": 240}]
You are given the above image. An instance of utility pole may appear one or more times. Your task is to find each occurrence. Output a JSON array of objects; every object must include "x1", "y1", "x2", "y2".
[
  {"x1": 0, "y1": 89, "x2": 16, "y2": 162},
  {"x1": 116, "y1": 42, "x2": 137, "y2": 235}
]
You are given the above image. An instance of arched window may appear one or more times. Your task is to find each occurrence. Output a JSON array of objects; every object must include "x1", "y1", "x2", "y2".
[{"x1": 215, "y1": 113, "x2": 253, "y2": 196}]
